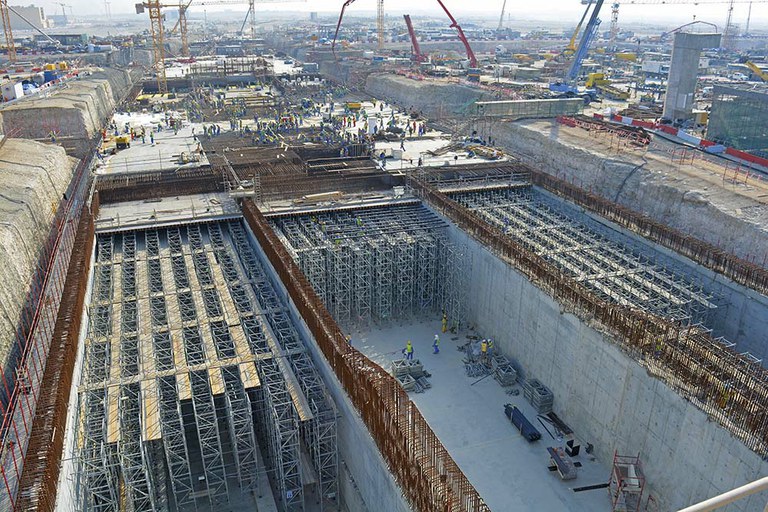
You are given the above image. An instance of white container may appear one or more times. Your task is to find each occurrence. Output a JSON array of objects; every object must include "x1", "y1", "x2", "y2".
[{"x1": 1, "y1": 81, "x2": 23, "y2": 101}]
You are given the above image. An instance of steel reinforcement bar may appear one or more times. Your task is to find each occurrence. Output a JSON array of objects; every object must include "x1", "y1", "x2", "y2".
[
  {"x1": 529, "y1": 168, "x2": 768, "y2": 295},
  {"x1": 16, "y1": 197, "x2": 98, "y2": 511},
  {"x1": 408, "y1": 176, "x2": 768, "y2": 457},
  {"x1": 241, "y1": 199, "x2": 489, "y2": 512}
]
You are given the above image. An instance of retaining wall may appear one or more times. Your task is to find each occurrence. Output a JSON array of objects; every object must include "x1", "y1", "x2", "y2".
[{"x1": 445, "y1": 219, "x2": 768, "y2": 512}]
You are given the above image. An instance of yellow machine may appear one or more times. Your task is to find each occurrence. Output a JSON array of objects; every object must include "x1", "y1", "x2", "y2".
[
  {"x1": 585, "y1": 72, "x2": 609, "y2": 88},
  {"x1": 345, "y1": 102, "x2": 362, "y2": 111},
  {"x1": 115, "y1": 135, "x2": 131, "y2": 150},
  {"x1": 746, "y1": 61, "x2": 767, "y2": 82},
  {"x1": 615, "y1": 52, "x2": 637, "y2": 62}
]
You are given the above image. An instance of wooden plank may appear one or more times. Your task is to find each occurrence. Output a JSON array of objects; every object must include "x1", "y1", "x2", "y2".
[
  {"x1": 159, "y1": 257, "x2": 184, "y2": 328},
  {"x1": 106, "y1": 385, "x2": 121, "y2": 444},
  {"x1": 231, "y1": 324, "x2": 251, "y2": 361},
  {"x1": 207, "y1": 251, "x2": 241, "y2": 327},
  {"x1": 198, "y1": 322, "x2": 220, "y2": 364},
  {"x1": 141, "y1": 379, "x2": 162, "y2": 441},
  {"x1": 239, "y1": 362, "x2": 260, "y2": 390},
  {"x1": 208, "y1": 367, "x2": 225, "y2": 396},
  {"x1": 137, "y1": 298, "x2": 155, "y2": 376},
  {"x1": 176, "y1": 371, "x2": 192, "y2": 401},
  {"x1": 171, "y1": 329, "x2": 187, "y2": 372}
]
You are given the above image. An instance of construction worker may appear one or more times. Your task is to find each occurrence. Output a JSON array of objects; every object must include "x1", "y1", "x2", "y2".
[
  {"x1": 346, "y1": 334, "x2": 352, "y2": 346},
  {"x1": 402, "y1": 340, "x2": 414, "y2": 361},
  {"x1": 432, "y1": 334, "x2": 440, "y2": 354},
  {"x1": 480, "y1": 339, "x2": 488, "y2": 365},
  {"x1": 441, "y1": 312, "x2": 448, "y2": 333}
]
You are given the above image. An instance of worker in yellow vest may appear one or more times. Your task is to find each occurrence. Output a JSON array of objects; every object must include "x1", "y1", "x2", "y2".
[
  {"x1": 441, "y1": 312, "x2": 448, "y2": 333},
  {"x1": 432, "y1": 334, "x2": 440, "y2": 354},
  {"x1": 403, "y1": 340, "x2": 414, "y2": 361},
  {"x1": 481, "y1": 339, "x2": 488, "y2": 365}
]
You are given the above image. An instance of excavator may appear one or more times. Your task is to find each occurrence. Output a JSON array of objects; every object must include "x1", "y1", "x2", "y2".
[
  {"x1": 333, "y1": 0, "x2": 480, "y2": 80},
  {"x1": 745, "y1": 61, "x2": 768, "y2": 82}
]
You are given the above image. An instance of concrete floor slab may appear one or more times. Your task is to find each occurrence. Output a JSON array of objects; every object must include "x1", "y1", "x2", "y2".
[
  {"x1": 96, "y1": 192, "x2": 240, "y2": 232},
  {"x1": 354, "y1": 319, "x2": 613, "y2": 512}
]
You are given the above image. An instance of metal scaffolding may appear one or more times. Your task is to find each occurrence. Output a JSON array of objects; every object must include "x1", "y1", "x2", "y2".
[
  {"x1": 268, "y1": 202, "x2": 467, "y2": 329},
  {"x1": 73, "y1": 219, "x2": 338, "y2": 512},
  {"x1": 450, "y1": 187, "x2": 717, "y2": 326}
]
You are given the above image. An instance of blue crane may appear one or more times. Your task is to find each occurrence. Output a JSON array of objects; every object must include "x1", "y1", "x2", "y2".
[{"x1": 550, "y1": 0, "x2": 605, "y2": 103}]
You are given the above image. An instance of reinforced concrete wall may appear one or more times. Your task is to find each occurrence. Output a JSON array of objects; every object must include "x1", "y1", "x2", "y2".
[
  {"x1": 0, "y1": 139, "x2": 77, "y2": 378},
  {"x1": 443, "y1": 216, "x2": 768, "y2": 512},
  {"x1": 365, "y1": 73, "x2": 495, "y2": 119},
  {"x1": 242, "y1": 222, "x2": 409, "y2": 512},
  {"x1": 0, "y1": 68, "x2": 133, "y2": 140}
]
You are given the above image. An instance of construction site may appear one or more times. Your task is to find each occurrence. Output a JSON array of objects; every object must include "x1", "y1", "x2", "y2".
[{"x1": 0, "y1": 0, "x2": 766, "y2": 511}]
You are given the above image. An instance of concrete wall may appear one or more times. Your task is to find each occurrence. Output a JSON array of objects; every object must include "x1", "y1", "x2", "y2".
[
  {"x1": 0, "y1": 139, "x2": 77, "y2": 376},
  {"x1": 442, "y1": 217, "x2": 768, "y2": 512},
  {"x1": 242, "y1": 222, "x2": 410, "y2": 512},
  {"x1": 0, "y1": 68, "x2": 133, "y2": 140},
  {"x1": 365, "y1": 73, "x2": 496, "y2": 119}
]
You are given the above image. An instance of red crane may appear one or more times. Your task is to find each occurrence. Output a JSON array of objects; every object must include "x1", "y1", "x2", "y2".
[
  {"x1": 403, "y1": 14, "x2": 425, "y2": 63},
  {"x1": 333, "y1": 0, "x2": 477, "y2": 68}
]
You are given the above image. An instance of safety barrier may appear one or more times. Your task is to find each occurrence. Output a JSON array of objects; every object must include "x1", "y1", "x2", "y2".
[{"x1": 242, "y1": 200, "x2": 489, "y2": 512}]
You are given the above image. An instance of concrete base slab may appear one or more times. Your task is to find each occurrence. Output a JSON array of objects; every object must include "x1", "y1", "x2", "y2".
[{"x1": 355, "y1": 318, "x2": 612, "y2": 512}]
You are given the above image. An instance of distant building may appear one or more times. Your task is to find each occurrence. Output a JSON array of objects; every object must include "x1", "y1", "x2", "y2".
[
  {"x1": 310, "y1": 12, "x2": 318, "y2": 22},
  {"x1": 35, "y1": 33, "x2": 88, "y2": 46},
  {"x1": 707, "y1": 85, "x2": 768, "y2": 158},
  {"x1": 9, "y1": 5, "x2": 49, "y2": 31}
]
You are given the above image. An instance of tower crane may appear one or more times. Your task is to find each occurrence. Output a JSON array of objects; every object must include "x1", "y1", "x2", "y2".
[
  {"x1": 55, "y1": 2, "x2": 72, "y2": 23},
  {"x1": 497, "y1": 0, "x2": 506, "y2": 32},
  {"x1": 138, "y1": 0, "x2": 302, "y2": 93},
  {"x1": 377, "y1": 0, "x2": 384, "y2": 50},
  {"x1": 0, "y1": 0, "x2": 15, "y2": 63}
]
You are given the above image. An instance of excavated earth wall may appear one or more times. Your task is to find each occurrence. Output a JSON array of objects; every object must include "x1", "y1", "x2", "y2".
[
  {"x1": 0, "y1": 139, "x2": 77, "y2": 371},
  {"x1": 0, "y1": 68, "x2": 133, "y2": 140}
]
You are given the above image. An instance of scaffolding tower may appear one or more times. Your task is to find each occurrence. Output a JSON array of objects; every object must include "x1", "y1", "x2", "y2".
[
  {"x1": 450, "y1": 186, "x2": 718, "y2": 326},
  {"x1": 73, "y1": 219, "x2": 338, "y2": 512},
  {"x1": 269, "y1": 201, "x2": 467, "y2": 330}
]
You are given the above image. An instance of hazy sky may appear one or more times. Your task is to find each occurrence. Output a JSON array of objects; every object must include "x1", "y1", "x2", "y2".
[{"x1": 60, "y1": 0, "x2": 767, "y2": 30}]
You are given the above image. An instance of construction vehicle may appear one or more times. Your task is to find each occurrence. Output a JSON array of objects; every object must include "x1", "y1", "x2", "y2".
[
  {"x1": 585, "y1": 72, "x2": 629, "y2": 100},
  {"x1": 115, "y1": 134, "x2": 131, "y2": 150},
  {"x1": 549, "y1": 0, "x2": 604, "y2": 103},
  {"x1": 403, "y1": 14, "x2": 426, "y2": 63},
  {"x1": 745, "y1": 61, "x2": 767, "y2": 82}
]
